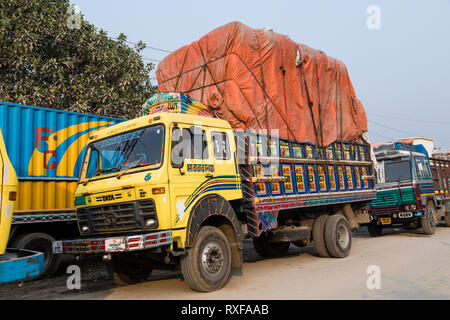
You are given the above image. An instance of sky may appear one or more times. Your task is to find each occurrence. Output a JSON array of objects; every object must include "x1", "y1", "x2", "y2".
[{"x1": 71, "y1": 0, "x2": 450, "y2": 149}]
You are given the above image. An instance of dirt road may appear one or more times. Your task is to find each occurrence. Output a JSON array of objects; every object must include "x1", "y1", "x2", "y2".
[{"x1": 1, "y1": 227, "x2": 449, "y2": 300}]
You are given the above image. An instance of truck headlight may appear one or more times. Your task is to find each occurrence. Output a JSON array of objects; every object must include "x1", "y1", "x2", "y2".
[
  {"x1": 144, "y1": 218, "x2": 157, "y2": 228},
  {"x1": 81, "y1": 225, "x2": 90, "y2": 233}
]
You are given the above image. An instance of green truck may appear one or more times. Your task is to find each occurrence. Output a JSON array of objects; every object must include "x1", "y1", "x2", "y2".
[{"x1": 364, "y1": 142, "x2": 449, "y2": 236}]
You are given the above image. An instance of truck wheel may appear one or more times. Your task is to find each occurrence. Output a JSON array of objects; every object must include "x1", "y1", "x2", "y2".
[
  {"x1": 252, "y1": 233, "x2": 290, "y2": 258},
  {"x1": 180, "y1": 226, "x2": 232, "y2": 292},
  {"x1": 445, "y1": 212, "x2": 450, "y2": 227},
  {"x1": 11, "y1": 232, "x2": 61, "y2": 279},
  {"x1": 252, "y1": 236, "x2": 269, "y2": 257},
  {"x1": 107, "y1": 253, "x2": 153, "y2": 286},
  {"x1": 324, "y1": 214, "x2": 352, "y2": 258},
  {"x1": 312, "y1": 215, "x2": 330, "y2": 257},
  {"x1": 367, "y1": 223, "x2": 383, "y2": 237},
  {"x1": 263, "y1": 240, "x2": 290, "y2": 258},
  {"x1": 421, "y1": 202, "x2": 437, "y2": 235}
]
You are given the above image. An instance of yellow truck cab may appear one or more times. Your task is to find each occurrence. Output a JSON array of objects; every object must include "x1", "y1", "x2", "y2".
[
  {"x1": 54, "y1": 110, "x2": 244, "y2": 291},
  {"x1": 0, "y1": 129, "x2": 18, "y2": 254},
  {"x1": 0, "y1": 130, "x2": 44, "y2": 283},
  {"x1": 54, "y1": 92, "x2": 376, "y2": 292}
]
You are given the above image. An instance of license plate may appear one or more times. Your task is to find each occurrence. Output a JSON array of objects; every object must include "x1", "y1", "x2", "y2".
[
  {"x1": 105, "y1": 238, "x2": 126, "y2": 252},
  {"x1": 380, "y1": 217, "x2": 391, "y2": 225},
  {"x1": 52, "y1": 241, "x2": 63, "y2": 254},
  {"x1": 398, "y1": 212, "x2": 413, "y2": 218}
]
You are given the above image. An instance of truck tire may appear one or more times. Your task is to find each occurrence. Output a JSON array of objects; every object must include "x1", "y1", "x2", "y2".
[
  {"x1": 107, "y1": 253, "x2": 153, "y2": 286},
  {"x1": 252, "y1": 236, "x2": 269, "y2": 257},
  {"x1": 367, "y1": 223, "x2": 383, "y2": 237},
  {"x1": 324, "y1": 214, "x2": 352, "y2": 258},
  {"x1": 421, "y1": 202, "x2": 437, "y2": 235},
  {"x1": 252, "y1": 233, "x2": 290, "y2": 258},
  {"x1": 444, "y1": 211, "x2": 450, "y2": 227},
  {"x1": 11, "y1": 232, "x2": 61, "y2": 279},
  {"x1": 312, "y1": 215, "x2": 330, "y2": 257},
  {"x1": 180, "y1": 226, "x2": 232, "y2": 292}
]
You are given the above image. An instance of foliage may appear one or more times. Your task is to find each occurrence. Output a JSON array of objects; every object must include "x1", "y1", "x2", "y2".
[{"x1": 0, "y1": 0, "x2": 156, "y2": 118}]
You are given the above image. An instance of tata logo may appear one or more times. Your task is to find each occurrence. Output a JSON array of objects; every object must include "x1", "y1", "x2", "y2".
[
  {"x1": 96, "y1": 195, "x2": 115, "y2": 202},
  {"x1": 104, "y1": 213, "x2": 118, "y2": 225},
  {"x1": 96, "y1": 193, "x2": 122, "y2": 202}
]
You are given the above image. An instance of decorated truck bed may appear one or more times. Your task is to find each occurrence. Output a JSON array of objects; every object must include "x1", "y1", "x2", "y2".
[{"x1": 430, "y1": 157, "x2": 450, "y2": 225}]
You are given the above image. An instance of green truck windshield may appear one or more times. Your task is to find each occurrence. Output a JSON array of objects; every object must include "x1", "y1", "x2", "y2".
[
  {"x1": 385, "y1": 160, "x2": 412, "y2": 182},
  {"x1": 85, "y1": 124, "x2": 164, "y2": 178}
]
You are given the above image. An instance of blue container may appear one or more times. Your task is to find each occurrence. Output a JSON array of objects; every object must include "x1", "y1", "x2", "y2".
[{"x1": 0, "y1": 101, "x2": 124, "y2": 181}]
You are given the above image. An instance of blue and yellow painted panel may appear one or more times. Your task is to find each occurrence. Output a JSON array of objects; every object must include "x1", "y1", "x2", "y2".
[{"x1": 0, "y1": 102, "x2": 123, "y2": 211}]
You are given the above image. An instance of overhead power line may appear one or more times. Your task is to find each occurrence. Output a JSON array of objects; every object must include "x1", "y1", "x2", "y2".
[
  {"x1": 124, "y1": 40, "x2": 172, "y2": 54},
  {"x1": 368, "y1": 120, "x2": 450, "y2": 144},
  {"x1": 142, "y1": 57, "x2": 162, "y2": 63},
  {"x1": 368, "y1": 112, "x2": 450, "y2": 125}
]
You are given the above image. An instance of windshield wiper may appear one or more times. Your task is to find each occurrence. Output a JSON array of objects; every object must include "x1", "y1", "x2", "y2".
[
  {"x1": 94, "y1": 167, "x2": 121, "y2": 176},
  {"x1": 117, "y1": 162, "x2": 155, "y2": 179},
  {"x1": 83, "y1": 166, "x2": 121, "y2": 185}
]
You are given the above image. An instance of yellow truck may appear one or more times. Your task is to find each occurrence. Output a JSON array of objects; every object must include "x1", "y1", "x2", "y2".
[
  {"x1": 53, "y1": 93, "x2": 377, "y2": 292},
  {"x1": 0, "y1": 129, "x2": 44, "y2": 283}
]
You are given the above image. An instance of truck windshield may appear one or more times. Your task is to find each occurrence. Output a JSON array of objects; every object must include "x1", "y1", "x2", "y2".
[
  {"x1": 385, "y1": 160, "x2": 412, "y2": 182},
  {"x1": 84, "y1": 124, "x2": 164, "y2": 179}
]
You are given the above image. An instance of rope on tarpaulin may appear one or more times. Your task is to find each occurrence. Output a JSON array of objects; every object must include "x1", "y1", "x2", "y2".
[{"x1": 159, "y1": 51, "x2": 299, "y2": 142}]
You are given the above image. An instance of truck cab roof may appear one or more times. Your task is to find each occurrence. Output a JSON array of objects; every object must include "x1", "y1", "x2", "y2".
[{"x1": 87, "y1": 112, "x2": 232, "y2": 143}]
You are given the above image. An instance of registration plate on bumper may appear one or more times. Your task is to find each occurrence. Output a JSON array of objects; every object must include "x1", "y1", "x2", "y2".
[
  {"x1": 105, "y1": 238, "x2": 126, "y2": 252},
  {"x1": 380, "y1": 217, "x2": 391, "y2": 225}
]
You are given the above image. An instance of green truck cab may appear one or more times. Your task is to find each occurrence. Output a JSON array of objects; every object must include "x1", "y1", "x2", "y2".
[{"x1": 365, "y1": 142, "x2": 442, "y2": 236}]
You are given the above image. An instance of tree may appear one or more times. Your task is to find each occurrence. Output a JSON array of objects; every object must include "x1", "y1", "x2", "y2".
[{"x1": 0, "y1": 0, "x2": 157, "y2": 118}]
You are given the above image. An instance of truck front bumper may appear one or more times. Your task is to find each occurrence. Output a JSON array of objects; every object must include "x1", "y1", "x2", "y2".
[
  {"x1": 52, "y1": 230, "x2": 172, "y2": 254},
  {"x1": 0, "y1": 248, "x2": 44, "y2": 283}
]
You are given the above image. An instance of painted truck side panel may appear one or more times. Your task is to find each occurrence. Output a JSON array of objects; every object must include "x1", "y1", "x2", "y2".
[{"x1": 0, "y1": 101, "x2": 123, "y2": 213}]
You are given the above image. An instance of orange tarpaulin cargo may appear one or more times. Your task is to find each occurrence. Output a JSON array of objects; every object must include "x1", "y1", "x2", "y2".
[{"x1": 157, "y1": 21, "x2": 367, "y2": 146}]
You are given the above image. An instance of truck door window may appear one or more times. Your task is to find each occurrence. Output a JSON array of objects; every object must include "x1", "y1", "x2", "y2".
[
  {"x1": 87, "y1": 149, "x2": 99, "y2": 177},
  {"x1": 212, "y1": 132, "x2": 230, "y2": 160},
  {"x1": 415, "y1": 157, "x2": 430, "y2": 179},
  {"x1": 171, "y1": 127, "x2": 209, "y2": 167}
]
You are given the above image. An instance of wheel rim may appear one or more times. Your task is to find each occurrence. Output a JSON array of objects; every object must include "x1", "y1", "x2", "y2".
[
  {"x1": 336, "y1": 224, "x2": 350, "y2": 249},
  {"x1": 201, "y1": 241, "x2": 224, "y2": 276}
]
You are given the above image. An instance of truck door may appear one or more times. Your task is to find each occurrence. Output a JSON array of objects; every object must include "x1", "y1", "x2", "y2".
[{"x1": 168, "y1": 123, "x2": 214, "y2": 229}]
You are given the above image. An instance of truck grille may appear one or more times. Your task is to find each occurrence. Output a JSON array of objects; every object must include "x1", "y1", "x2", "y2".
[
  {"x1": 77, "y1": 199, "x2": 158, "y2": 233},
  {"x1": 371, "y1": 188, "x2": 415, "y2": 207}
]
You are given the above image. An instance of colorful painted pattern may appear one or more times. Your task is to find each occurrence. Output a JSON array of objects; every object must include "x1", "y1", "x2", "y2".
[
  {"x1": 177, "y1": 175, "x2": 240, "y2": 224},
  {"x1": 142, "y1": 92, "x2": 213, "y2": 117}
]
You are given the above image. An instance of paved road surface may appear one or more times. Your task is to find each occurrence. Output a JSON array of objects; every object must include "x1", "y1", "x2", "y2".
[{"x1": 1, "y1": 227, "x2": 449, "y2": 300}]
